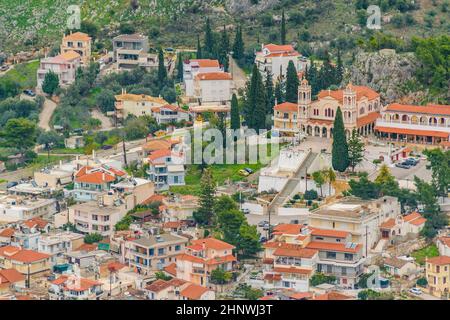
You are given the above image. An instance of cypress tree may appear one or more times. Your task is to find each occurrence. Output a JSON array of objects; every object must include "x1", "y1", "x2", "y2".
[
  {"x1": 335, "y1": 50, "x2": 344, "y2": 85},
  {"x1": 230, "y1": 93, "x2": 240, "y2": 130},
  {"x1": 196, "y1": 34, "x2": 202, "y2": 59},
  {"x1": 281, "y1": 10, "x2": 287, "y2": 45},
  {"x1": 265, "y1": 70, "x2": 275, "y2": 114},
  {"x1": 176, "y1": 53, "x2": 184, "y2": 82},
  {"x1": 232, "y1": 26, "x2": 244, "y2": 61},
  {"x1": 332, "y1": 107, "x2": 349, "y2": 172},
  {"x1": 219, "y1": 25, "x2": 230, "y2": 71},
  {"x1": 193, "y1": 168, "x2": 216, "y2": 225},
  {"x1": 285, "y1": 60, "x2": 299, "y2": 103},
  {"x1": 157, "y1": 48, "x2": 167, "y2": 88},
  {"x1": 274, "y1": 80, "x2": 285, "y2": 104},
  {"x1": 244, "y1": 65, "x2": 267, "y2": 130},
  {"x1": 204, "y1": 18, "x2": 215, "y2": 57}
]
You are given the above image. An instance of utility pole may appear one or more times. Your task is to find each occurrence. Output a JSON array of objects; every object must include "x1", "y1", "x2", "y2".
[
  {"x1": 122, "y1": 138, "x2": 127, "y2": 167},
  {"x1": 365, "y1": 225, "x2": 369, "y2": 258}
]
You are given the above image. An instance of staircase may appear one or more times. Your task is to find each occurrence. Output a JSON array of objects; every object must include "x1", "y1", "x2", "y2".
[{"x1": 267, "y1": 151, "x2": 317, "y2": 216}]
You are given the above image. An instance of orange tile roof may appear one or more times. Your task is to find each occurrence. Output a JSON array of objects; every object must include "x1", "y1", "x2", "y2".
[
  {"x1": 409, "y1": 217, "x2": 426, "y2": 226},
  {"x1": 313, "y1": 291, "x2": 352, "y2": 300},
  {"x1": 142, "y1": 194, "x2": 166, "y2": 205},
  {"x1": 75, "y1": 166, "x2": 93, "y2": 177},
  {"x1": 195, "y1": 72, "x2": 232, "y2": 81},
  {"x1": 107, "y1": 261, "x2": 126, "y2": 272},
  {"x1": 146, "y1": 279, "x2": 172, "y2": 293},
  {"x1": 289, "y1": 292, "x2": 313, "y2": 300},
  {"x1": 0, "y1": 268, "x2": 25, "y2": 284},
  {"x1": 143, "y1": 139, "x2": 172, "y2": 151},
  {"x1": 189, "y1": 59, "x2": 220, "y2": 68},
  {"x1": 273, "y1": 267, "x2": 312, "y2": 275},
  {"x1": 0, "y1": 228, "x2": 15, "y2": 238},
  {"x1": 385, "y1": 103, "x2": 450, "y2": 116},
  {"x1": 427, "y1": 256, "x2": 450, "y2": 265},
  {"x1": 148, "y1": 149, "x2": 172, "y2": 162},
  {"x1": 403, "y1": 212, "x2": 422, "y2": 222},
  {"x1": 0, "y1": 246, "x2": 50, "y2": 263},
  {"x1": 375, "y1": 126, "x2": 449, "y2": 138},
  {"x1": 264, "y1": 273, "x2": 282, "y2": 281},
  {"x1": 52, "y1": 275, "x2": 101, "y2": 291},
  {"x1": 310, "y1": 228, "x2": 349, "y2": 238},
  {"x1": 272, "y1": 224, "x2": 304, "y2": 235},
  {"x1": 176, "y1": 253, "x2": 205, "y2": 264},
  {"x1": 57, "y1": 50, "x2": 81, "y2": 61},
  {"x1": 264, "y1": 44, "x2": 296, "y2": 53},
  {"x1": 206, "y1": 254, "x2": 236, "y2": 265},
  {"x1": 180, "y1": 283, "x2": 209, "y2": 300},
  {"x1": 164, "y1": 263, "x2": 177, "y2": 276},
  {"x1": 356, "y1": 112, "x2": 380, "y2": 127},
  {"x1": 115, "y1": 93, "x2": 168, "y2": 104},
  {"x1": 318, "y1": 85, "x2": 379, "y2": 102},
  {"x1": 305, "y1": 241, "x2": 362, "y2": 253},
  {"x1": 273, "y1": 247, "x2": 317, "y2": 259},
  {"x1": 75, "y1": 171, "x2": 115, "y2": 184},
  {"x1": 63, "y1": 32, "x2": 91, "y2": 41},
  {"x1": 190, "y1": 237, "x2": 235, "y2": 251},
  {"x1": 23, "y1": 217, "x2": 49, "y2": 229},
  {"x1": 438, "y1": 236, "x2": 450, "y2": 247},
  {"x1": 380, "y1": 218, "x2": 396, "y2": 229},
  {"x1": 74, "y1": 243, "x2": 97, "y2": 252},
  {"x1": 274, "y1": 102, "x2": 298, "y2": 112},
  {"x1": 163, "y1": 221, "x2": 182, "y2": 229},
  {"x1": 264, "y1": 241, "x2": 304, "y2": 250}
]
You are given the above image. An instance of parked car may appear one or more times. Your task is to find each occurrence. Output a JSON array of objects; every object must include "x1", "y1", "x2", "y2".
[
  {"x1": 6, "y1": 181, "x2": 18, "y2": 188},
  {"x1": 409, "y1": 287, "x2": 422, "y2": 295},
  {"x1": 244, "y1": 167, "x2": 253, "y2": 174},
  {"x1": 404, "y1": 158, "x2": 418, "y2": 166},
  {"x1": 259, "y1": 236, "x2": 267, "y2": 243},
  {"x1": 23, "y1": 89, "x2": 36, "y2": 97},
  {"x1": 238, "y1": 169, "x2": 250, "y2": 176},
  {"x1": 395, "y1": 163, "x2": 411, "y2": 169},
  {"x1": 241, "y1": 208, "x2": 250, "y2": 215},
  {"x1": 258, "y1": 220, "x2": 269, "y2": 227},
  {"x1": 101, "y1": 145, "x2": 113, "y2": 150},
  {"x1": 0, "y1": 65, "x2": 9, "y2": 71}
]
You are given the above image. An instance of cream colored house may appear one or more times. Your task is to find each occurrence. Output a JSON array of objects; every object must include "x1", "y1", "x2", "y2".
[
  {"x1": 193, "y1": 72, "x2": 233, "y2": 105},
  {"x1": 0, "y1": 246, "x2": 51, "y2": 277},
  {"x1": 114, "y1": 91, "x2": 168, "y2": 123}
]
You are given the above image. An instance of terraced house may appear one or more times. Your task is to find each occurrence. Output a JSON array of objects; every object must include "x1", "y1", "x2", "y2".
[{"x1": 375, "y1": 103, "x2": 450, "y2": 145}]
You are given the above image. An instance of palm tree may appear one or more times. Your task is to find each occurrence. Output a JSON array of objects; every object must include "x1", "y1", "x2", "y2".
[{"x1": 324, "y1": 167, "x2": 336, "y2": 196}]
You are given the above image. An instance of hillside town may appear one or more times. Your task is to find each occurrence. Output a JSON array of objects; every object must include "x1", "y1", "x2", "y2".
[{"x1": 0, "y1": 3, "x2": 449, "y2": 303}]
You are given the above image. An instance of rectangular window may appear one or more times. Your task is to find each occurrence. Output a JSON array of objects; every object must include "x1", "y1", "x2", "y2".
[
  {"x1": 158, "y1": 248, "x2": 164, "y2": 255},
  {"x1": 326, "y1": 252, "x2": 336, "y2": 259}
]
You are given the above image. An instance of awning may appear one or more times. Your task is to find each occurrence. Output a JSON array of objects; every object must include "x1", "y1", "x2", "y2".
[{"x1": 375, "y1": 126, "x2": 449, "y2": 138}]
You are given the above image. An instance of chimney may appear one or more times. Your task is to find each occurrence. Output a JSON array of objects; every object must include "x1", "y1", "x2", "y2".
[{"x1": 102, "y1": 172, "x2": 105, "y2": 181}]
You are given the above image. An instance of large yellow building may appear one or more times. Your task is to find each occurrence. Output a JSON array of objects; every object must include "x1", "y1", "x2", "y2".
[
  {"x1": 114, "y1": 91, "x2": 168, "y2": 123},
  {"x1": 60, "y1": 32, "x2": 92, "y2": 65},
  {"x1": 0, "y1": 246, "x2": 51, "y2": 279},
  {"x1": 426, "y1": 256, "x2": 450, "y2": 299}
]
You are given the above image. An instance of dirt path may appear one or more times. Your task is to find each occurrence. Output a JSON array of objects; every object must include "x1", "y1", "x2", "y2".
[
  {"x1": 91, "y1": 108, "x2": 113, "y2": 130},
  {"x1": 229, "y1": 56, "x2": 247, "y2": 92},
  {"x1": 38, "y1": 97, "x2": 57, "y2": 131}
]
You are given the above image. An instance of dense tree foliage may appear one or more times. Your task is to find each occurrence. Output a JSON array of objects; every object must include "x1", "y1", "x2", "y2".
[{"x1": 331, "y1": 107, "x2": 349, "y2": 172}]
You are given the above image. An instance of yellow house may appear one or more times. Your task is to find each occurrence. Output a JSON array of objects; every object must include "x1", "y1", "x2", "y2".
[
  {"x1": 273, "y1": 102, "x2": 299, "y2": 137},
  {"x1": 61, "y1": 32, "x2": 92, "y2": 65},
  {"x1": 426, "y1": 256, "x2": 450, "y2": 299},
  {"x1": 114, "y1": 90, "x2": 168, "y2": 123},
  {"x1": 0, "y1": 246, "x2": 51, "y2": 279}
]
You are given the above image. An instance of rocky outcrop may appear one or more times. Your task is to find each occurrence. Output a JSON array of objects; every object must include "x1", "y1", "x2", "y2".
[
  {"x1": 349, "y1": 49, "x2": 420, "y2": 104},
  {"x1": 225, "y1": 0, "x2": 280, "y2": 16}
]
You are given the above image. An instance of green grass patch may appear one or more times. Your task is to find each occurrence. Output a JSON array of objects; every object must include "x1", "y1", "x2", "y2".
[
  {"x1": 0, "y1": 60, "x2": 39, "y2": 89},
  {"x1": 50, "y1": 148, "x2": 85, "y2": 155},
  {"x1": 411, "y1": 244, "x2": 440, "y2": 265}
]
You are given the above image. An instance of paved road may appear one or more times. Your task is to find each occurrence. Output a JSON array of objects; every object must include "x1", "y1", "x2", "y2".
[{"x1": 38, "y1": 97, "x2": 57, "y2": 131}]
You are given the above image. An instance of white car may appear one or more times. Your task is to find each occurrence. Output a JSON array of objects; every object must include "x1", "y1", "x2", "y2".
[{"x1": 409, "y1": 287, "x2": 422, "y2": 295}]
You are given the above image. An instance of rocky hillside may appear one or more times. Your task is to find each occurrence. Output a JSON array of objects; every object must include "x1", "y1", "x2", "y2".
[{"x1": 349, "y1": 49, "x2": 421, "y2": 104}]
